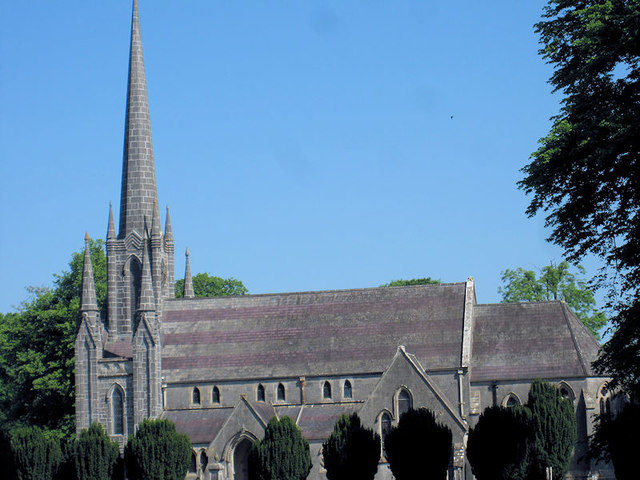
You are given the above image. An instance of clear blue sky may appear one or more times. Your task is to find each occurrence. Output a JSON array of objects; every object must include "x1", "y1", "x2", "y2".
[{"x1": 0, "y1": 1, "x2": 605, "y2": 314}]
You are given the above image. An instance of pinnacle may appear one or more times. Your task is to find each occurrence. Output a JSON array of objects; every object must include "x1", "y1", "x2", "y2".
[
  {"x1": 183, "y1": 248, "x2": 195, "y2": 299},
  {"x1": 80, "y1": 234, "x2": 98, "y2": 312}
]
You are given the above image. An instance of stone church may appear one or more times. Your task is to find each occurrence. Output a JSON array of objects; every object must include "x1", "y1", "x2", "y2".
[{"x1": 75, "y1": 2, "x2": 612, "y2": 479}]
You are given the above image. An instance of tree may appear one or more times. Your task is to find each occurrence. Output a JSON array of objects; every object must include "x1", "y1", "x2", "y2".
[
  {"x1": 250, "y1": 416, "x2": 311, "y2": 480},
  {"x1": 380, "y1": 277, "x2": 440, "y2": 287},
  {"x1": 589, "y1": 402, "x2": 640, "y2": 480},
  {"x1": 384, "y1": 408, "x2": 452, "y2": 480},
  {"x1": 0, "y1": 239, "x2": 106, "y2": 436},
  {"x1": 10, "y1": 426, "x2": 62, "y2": 480},
  {"x1": 0, "y1": 427, "x2": 17, "y2": 480},
  {"x1": 75, "y1": 423, "x2": 120, "y2": 480},
  {"x1": 466, "y1": 406, "x2": 533, "y2": 480},
  {"x1": 499, "y1": 261, "x2": 607, "y2": 338},
  {"x1": 124, "y1": 419, "x2": 191, "y2": 480},
  {"x1": 175, "y1": 272, "x2": 248, "y2": 298},
  {"x1": 522, "y1": 0, "x2": 640, "y2": 395},
  {"x1": 322, "y1": 413, "x2": 380, "y2": 480},
  {"x1": 526, "y1": 380, "x2": 576, "y2": 480}
]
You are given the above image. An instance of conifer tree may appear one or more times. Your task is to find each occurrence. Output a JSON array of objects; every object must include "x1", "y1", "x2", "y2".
[
  {"x1": 0, "y1": 427, "x2": 17, "y2": 480},
  {"x1": 75, "y1": 423, "x2": 120, "y2": 480},
  {"x1": 322, "y1": 413, "x2": 380, "y2": 480},
  {"x1": 384, "y1": 408, "x2": 452, "y2": 480},
  {"x1": 467, "y1": 406, "x2": 533, "y2": 480},
  {"x1": 250, "y1": 416, "x2": 312, "y2": 480},
  {"x1": 527, "y1": 380, "x2": 576, "y2": 480},
  {"x1": 10, "y1": 426, "x2": 62, "y2": 480},
  {"x1": 124, "y1": 419, "x2": 191, "y2": 480}
]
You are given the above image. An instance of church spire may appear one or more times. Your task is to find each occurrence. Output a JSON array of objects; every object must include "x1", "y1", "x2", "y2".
[
  {"x1": 80, "y1": 233, "x2": 98, "y2": 312},
  {"x1": 119, "y1": 0, "x2": 158, "y2": 238},
  {"x1": 183, "y1": 248, "x2": 195, "y2": 299},
  {"x1": 107, "y1": 202, "x2": 116, "y2": 240}
]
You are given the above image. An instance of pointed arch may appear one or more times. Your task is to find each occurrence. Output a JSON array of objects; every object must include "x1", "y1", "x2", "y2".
[
  {"x1": 343, "y1": 380, "x2": 353, "y2": 399},
  {"x1": 397, "y1": 388, "x2": 412, "y2": 417},
  {"x1": 277, "y1": 383, "x2": 286, "y2": 401},
  {"x1": 501, "y1": 393, "x2": 521, "y2": 408},
  {"x1": 257, "y1": 384, "x2": 265, "y2": 402},
  {"x1": 212, "y1": 386, "x2": 221, "y2": 404},
  {"x1": 109, "y1": 384, "x2": 126, "y2": 435},
  {"x1": 558, "y1": 382, "x2": 575, "y2": 403},
  {"x1": 125, "y1": 255, "x2": 142, "y2": 319},
  {"x1": 192, "y1": 387, "x2": 201, "y2": 405},
  {"x1": 199, "y1": 450, "x2": 208, "y2": 472},
  {"x1": 189, "y1": 451, "x2": 197, "y2": 473},
  {"x1": 323, "y1": 381, "x2": 332, "y2": 400}
]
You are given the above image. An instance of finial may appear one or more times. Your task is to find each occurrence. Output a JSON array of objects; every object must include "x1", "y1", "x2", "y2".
[
  {"x1": 85, "y1": 231, "x2": 90, "y2": 243},
  {"x1": 186, "y1": 248, "x2": 190, "y2": 257}
]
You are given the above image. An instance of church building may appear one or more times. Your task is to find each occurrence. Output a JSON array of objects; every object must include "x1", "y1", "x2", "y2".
[{"x1": 75, "y1": 2, "x2": 611, "y2": 479}]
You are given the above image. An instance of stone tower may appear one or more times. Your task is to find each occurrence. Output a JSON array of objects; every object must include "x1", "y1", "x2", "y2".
[{"x1": 75, "y1": 0, "x2": 172, "y2": 437}]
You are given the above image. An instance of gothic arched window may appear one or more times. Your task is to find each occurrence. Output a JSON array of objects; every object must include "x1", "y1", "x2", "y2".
[
  {"x1": 212, "y1": 386, "x2": 220, "y2": 404},
  {"x1": 323, "y1": 381, "x2": 332, "y2": 399},
  {"x1": 200, "y1": 450, "x2": 208, "y2": 472},
  {"x1": 189, "y1": 452, "x2": 196, "y2": 473},
  {"x1": 111, "y1": 386, "x2": 124, "y2": 435},
  {"x1": 192, "y1": 387, "x2": 201, "y2": 405},
  {"x1": 257, "y1": 384, "x2": 265, "y2": 402},
  {"x1": 343, "y1": 380, "x2": 352, "y2": 399},
  {"x1": 398, "y1": 389, "x2": 412, "y2": 417},
  {"x1": 380, "y1": 412, "x2": 392, "y2": 441},
  {"x1": 277, "y1": 383, "x2": 286, "y2": 401},
  {"x1": 505, "y1": 395, "x2": 519, "y2": 409}
]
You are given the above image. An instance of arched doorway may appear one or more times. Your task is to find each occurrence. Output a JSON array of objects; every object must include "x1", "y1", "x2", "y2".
[{"x1": 233, "y1": 438, "x2": 253, "y2": 480}]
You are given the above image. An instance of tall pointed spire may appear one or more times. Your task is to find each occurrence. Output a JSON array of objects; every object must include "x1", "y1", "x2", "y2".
[
  {"x1": 81, "y1": 233, "x2": 98, "y2": 312},
  {"x1": 151, "y1": 199, "x2": 161, "y2": 239},
  {"x1": 138, "y1": 230, "x2": 156, "y2": 312},
  {"x1": 183, "y1": 248, "x2": 194, "y2": 299},
  {"x1": 119, "y1": 0, "x2": 158, "y2": 238}
]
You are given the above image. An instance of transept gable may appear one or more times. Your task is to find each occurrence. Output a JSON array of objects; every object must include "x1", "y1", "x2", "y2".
[
  {"x1": 359, "y1": 346, "x2": 466, "y2": 435},
  {"x1": 210, "y1": 395, "x2": 274, "y2": 456}
]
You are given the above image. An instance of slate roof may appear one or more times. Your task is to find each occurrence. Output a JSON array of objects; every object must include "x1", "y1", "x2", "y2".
[
  {"x1": 471, "y1": 301, "x2": 600, "y2": 382},
  {"x1": 161, "y1": 284, "x2": 467, "y2": 383},
  {"x1": 162, "y1": 408, "x2": 232, "y2": 444},
  {"x1": 295, "y1": 404, "x2": 357, "y2": 440}
]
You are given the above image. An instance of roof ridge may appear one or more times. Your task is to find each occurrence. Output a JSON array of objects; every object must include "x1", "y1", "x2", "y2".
[
  {"x1": 165, "y1": 282, "x2": 466, "y2": 302},
  {"x1": 475, "y1": 300, "x2": 565, "y2": 307}
]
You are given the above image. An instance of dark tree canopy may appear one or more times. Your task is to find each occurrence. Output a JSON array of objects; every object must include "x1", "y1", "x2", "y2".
[
  {"x1": 75, "y1": 423, "x2": 120, "y2": 480},
  {"x1": 499, "y1": 261, "x2": 607, "y2": 338},
  {"x1": 124, "y1": 419, "x2": 191, "y2": 480},
  {"x1": 384, "y1": 408, "x2": 452, "y2": 480},
  {"x1": 526, "y1": 380, "x2": 577, "y2": 480},
  {"x1": 589, "y1": 402, "x2": 640, "y2": 480},
  {"x1": 175, "y1": 273, "x2": 248, "y2": 298},
  {"x1": 380, "y1": 277, "x2": 441, "y2": 287},
  {"x1": 467, "y1": 406, "x2": 533, "y2": 480},
  {"x1": 322, "y1": 413, "x2": 380, "y2": 480},
  {"x1": 524, "y1": 0, "x2": 640, "y2": 394},
  {"x1": 10, "y1": 426, "x2": 62, "y2": 480},
  {"x1": 250, "y1": 416, "x2": 311, "y2": 480},
  {"x1": 0, "y1": 239, "x2": 106, "y2": 436}
]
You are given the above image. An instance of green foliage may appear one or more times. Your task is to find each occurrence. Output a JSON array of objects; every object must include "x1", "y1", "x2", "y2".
[
  {"x1": 384, "y1": 408, "x2": 452, "y2": 480},
  {"x1": 0, "y1": 239, "x2": 107, "y2": 436},
  {"x1": 175, "y1": 272, "x2": 248, "y2": 298},
  {"x1": 467, "y1": 406, "x2": 533, "y2": 480},
  {"x1": 589, "y1": 402, "x2": 640, "y2": 480},
  {"x1": 124, "y1": 419, "x2": 191, "y2": 480},
  {"x1": 322, "y1": 413, "x2": 380, "y2": 480},
  {"x1": 526, "y1": 380, "x2": 576, "y2": 480},
  {"x1": 524, "y1": 0, "x2": 640, "y2": 395},
  {"x1": 75, "y1": 423, "x2": 120, "y2": 480},
  {"x1": 380, "y1": 278, "x2": 440, "y2": 287},
  {"x1": 499, "y1": 261, "x2": 607, "y2": 338},
  {"x1": 0, "y1": 426, "x2": 17, "y2": 480},
  {"x1": 250, "y1": 416, "x2": 312, "y2": 480},
  {"x1": 10, "y1": 426, "x2": 62, "y2": 480}
]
